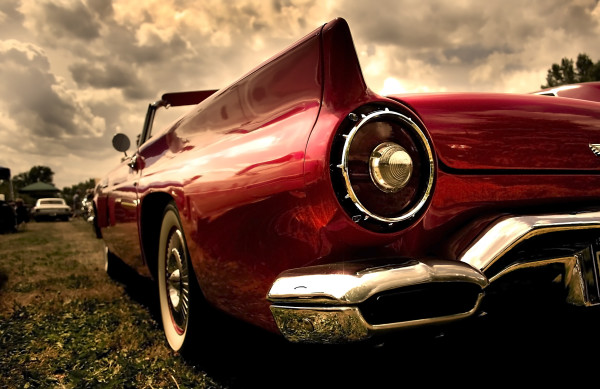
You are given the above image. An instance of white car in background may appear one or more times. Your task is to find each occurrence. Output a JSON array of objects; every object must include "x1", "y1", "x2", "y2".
[{"x1": 32, "y1": 198, "x2": 71, "y2": 221}]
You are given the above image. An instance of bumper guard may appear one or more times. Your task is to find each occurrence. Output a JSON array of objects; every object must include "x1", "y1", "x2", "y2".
[{"x1": 268, "y1": 210, "x2": 600, "y2": 343}]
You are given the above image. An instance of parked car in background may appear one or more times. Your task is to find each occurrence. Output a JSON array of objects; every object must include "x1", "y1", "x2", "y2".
[
  {"x1": 94, "y1": 18, "x2": 600, "y2": 352},
  {"x1": 33, "y1": 198, "x2": 71, "y2": 222},
  {"x1": 0, "y1": 194, "x2": 16, "y2": 233}
]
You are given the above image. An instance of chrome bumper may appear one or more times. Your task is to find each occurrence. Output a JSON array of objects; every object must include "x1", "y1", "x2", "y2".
[
  {"x1": 268, "y1": 210, "x2": 600, "y2": 343},
  {"x1": 268, "y1": 259, "x2": 488, "y2": 343}
]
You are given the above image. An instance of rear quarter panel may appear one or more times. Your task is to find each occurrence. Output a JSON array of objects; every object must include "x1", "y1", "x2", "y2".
[{"x1": 135, "y1": 23, "x2": 324, "y2": 330}]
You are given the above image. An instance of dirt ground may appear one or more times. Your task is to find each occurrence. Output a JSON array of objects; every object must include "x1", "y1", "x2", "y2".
[{"x1": 2, "y1": 220, "x2": 600, "y2": 387}]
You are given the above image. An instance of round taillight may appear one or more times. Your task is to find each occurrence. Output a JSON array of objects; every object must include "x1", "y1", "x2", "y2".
[
  {"x1": 330, "y1": 106, "x2": 435, "y2": 231},
  {"x1": 369, "y1": 142, "x2": 413, "y2": 193}
]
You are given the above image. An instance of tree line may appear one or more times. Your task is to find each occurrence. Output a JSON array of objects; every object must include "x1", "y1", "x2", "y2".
[
  {"x1": 542, "y1": 53, "x2": 600, "y2": 89},
  {"x1": 0, "y1": 165, "x2": 95, "y2": 207}
]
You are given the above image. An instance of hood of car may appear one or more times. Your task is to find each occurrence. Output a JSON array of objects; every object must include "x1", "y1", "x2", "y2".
[{"x1": 390, "y1": 93, "x2": 600, "y2": 172}]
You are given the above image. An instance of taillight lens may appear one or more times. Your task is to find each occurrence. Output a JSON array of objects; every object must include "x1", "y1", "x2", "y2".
[
  {"x1": 330, "y1": 106, "x2": 435, "y2": 232},
  {"x1": 369, "y1": 142, "x2": 413, "y2": 193}
]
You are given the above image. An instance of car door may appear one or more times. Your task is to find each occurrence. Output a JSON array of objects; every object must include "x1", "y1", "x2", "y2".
[{"x1": 100, "y1": 155, "x2": 146, "y2": 275}]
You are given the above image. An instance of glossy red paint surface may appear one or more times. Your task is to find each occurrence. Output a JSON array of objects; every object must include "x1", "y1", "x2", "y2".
[
  {"x1": 96, "y1": 161, "x2": 147, "y2": 275},
  {"x1": 391, "y1": 93, "x2": 600, "y2": 171},
  {"x1": 95, "y1": 18, "x2": 600, "y2": 334}
]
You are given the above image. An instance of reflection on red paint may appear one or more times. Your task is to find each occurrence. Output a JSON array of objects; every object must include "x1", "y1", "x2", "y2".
[{"x1": 95, "y1": 18, "x2": 600, "y2": 333}]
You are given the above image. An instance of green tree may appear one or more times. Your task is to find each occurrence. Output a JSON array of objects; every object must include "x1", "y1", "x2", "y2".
[
  {"x1": 12, "y1": 165, "x2": 55, "y2": 189},
  {"x1": 10, "y1": 165, "x2": 56, "y2": 205},
  {"x1": 576, "y1": 54, "x2": 595, "y2": 82},
  {"x1": 542, "y1": 53, "x2": 600, "y2": 88}
]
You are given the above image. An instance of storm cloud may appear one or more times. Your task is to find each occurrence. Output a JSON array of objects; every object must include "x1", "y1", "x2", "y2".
[
  {"x1": 0, "y1": 0, "x2": 599, "y2": 188},
  {"x1": 0, "y1": 40, "x2": 105, "y2": 147}
]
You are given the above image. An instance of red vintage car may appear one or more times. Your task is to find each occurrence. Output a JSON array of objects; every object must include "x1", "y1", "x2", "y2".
[{"x1": 94, "y1": 18, "x2": 600, "y2": 351}]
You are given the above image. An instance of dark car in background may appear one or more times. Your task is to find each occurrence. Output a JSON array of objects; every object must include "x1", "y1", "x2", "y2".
[{"x1": 93, "y1": 18, "x2": 600, "y2": 351}]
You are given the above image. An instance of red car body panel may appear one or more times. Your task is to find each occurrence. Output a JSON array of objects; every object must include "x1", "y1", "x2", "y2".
[
  {"x1": 95, "y1": 18, "x2": 600, "y2": 336},
  {"x1": 392, "y1": 93, "x2": 600, "y2": 171}
]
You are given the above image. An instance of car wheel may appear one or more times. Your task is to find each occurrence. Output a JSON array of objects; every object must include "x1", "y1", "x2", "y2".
[{"x1": 157, "y1": 203, "x2": 198, "y2": 352}]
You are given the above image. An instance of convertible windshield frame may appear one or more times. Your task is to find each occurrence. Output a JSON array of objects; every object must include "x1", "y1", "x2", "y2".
[{"x1": 138, "y1": 90, "x2": 219, "y2": 147}]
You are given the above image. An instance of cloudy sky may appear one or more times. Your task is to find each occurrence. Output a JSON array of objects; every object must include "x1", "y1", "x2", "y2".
[{"x1": 1, "y1": 0, "x2": 599, "y2": 189}]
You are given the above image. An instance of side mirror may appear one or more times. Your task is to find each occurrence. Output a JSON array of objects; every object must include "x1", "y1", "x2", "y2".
[{"x1": 112, "y1": 133, "x2": 131, "y2": 156}]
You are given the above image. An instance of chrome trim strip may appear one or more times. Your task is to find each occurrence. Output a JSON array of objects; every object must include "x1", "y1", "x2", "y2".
[
  {"x1": 590, "y1": 144, "x2": 600, "y2": 157},
  {"x1": 268, "y1": 258, "x2": 488, "y2": 305},
  {"x1": 338, "y1": 110, "x2": 435, "y2": 224},
  {"x1": 458, "y1": 211, "x2": 600, "y2": 275},
  {"x1": 534, "y1": 84, "x2": 579, "y2": 97}
]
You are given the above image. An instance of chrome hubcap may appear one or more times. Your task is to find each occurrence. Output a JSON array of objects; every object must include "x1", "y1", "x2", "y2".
[{"x1": 165, "y1": 228, "x2": 190, "y2": 334}]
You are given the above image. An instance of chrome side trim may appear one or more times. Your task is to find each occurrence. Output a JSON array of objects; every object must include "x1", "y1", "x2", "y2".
[
  {"x1": 534, "y1": 84, "x2": 579, "y2": 97},
  {"x1": 459, "y1": 211, "x2": 600, "y2": 275}
]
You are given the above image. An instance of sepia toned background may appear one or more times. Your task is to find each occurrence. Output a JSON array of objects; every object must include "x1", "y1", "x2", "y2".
[{"x1": 1, "y1": 0, "x2": 599, "y2": 188}]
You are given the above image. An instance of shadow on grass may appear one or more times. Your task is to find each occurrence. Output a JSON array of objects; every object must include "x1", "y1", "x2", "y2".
[
  {"x1": 105, "y1": 255, "x2": 485, "y2": 387},
  {"x1": 0, "y1": 271, "x2": 7, "y2": 291},
  {"x1": 107, "y1": 256, "x2": 600, "y2": 388},
  {"x1": 105, "y1": 256, "x2": 160, "y2": 319}
]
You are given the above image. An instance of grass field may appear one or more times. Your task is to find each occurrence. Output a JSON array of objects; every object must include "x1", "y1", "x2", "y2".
[
  {"x1": 3, "y1": 219, "x2": 600, "y2": 387},
  {"x1": 0, "y1": 220, "x2": 222, "y2": 388}
]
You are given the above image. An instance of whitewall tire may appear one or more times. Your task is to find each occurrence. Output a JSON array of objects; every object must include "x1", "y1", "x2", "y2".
[{"x1": 157, "y1": 203, "x2": 195, "y2": 352}]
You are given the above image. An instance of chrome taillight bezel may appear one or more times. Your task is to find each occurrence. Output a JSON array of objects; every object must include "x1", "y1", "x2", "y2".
[{"x1": 330, "y1": 106, "x2": 435, "y2": 231}]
